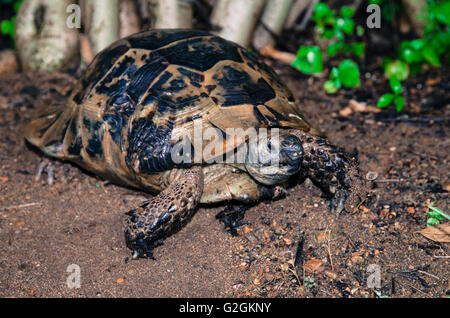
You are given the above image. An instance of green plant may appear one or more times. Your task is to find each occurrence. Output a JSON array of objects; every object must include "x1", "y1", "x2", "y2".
[
  {"x1": 426, "y1": 204, "x2": 450, "y2": 226},
  {"x1": 312, "y1": 2, "x2": 365, "y2": 58},
  {"x1": 377, "y1": 76, "x2": 405, "y2": 111},
  {"x1": 303, "y1": 277, "x2": 315, "y2": 288},
  {"x1": 292, "y1": 46, "x2": 323, "y2": 75},
  {"x1": 0, "y1": 0, "x2": 22, "y2": 47},
  {"x1": 377, "y1": 0, "x2": 449, "y2": 112},
  {"x1": 324, "y1": 59, "x2": 360, "y2": 94},
  {"x1": 383, "y1": 59, "x2": 409, "y2": 81}
]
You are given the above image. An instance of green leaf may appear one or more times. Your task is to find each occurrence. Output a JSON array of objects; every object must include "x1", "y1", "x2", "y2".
[
  {"x1": 1, "y1": 20, "x2": 13, "y2": 36},
  {"x1": 315, "y1": 25, "x2": 325, "y2": 36},
  {"x1": 340, "y1": 6, "x2": 355, "y2": 18},
  {"x1": 400, "y1": 47, "x2": 415, "y2": 64},
  {"x1": 323, "y1": 28, "x2": 335, "y2": 39},
  {"x1": 350, "y1": 42, "x2": 365, "y2": 58},
  {"x1": 329, "y1": 67, "x2": 339, "y2": 80},
  {"x1": 292, "y1": 58, "x2": 312, "y2": 74},
  {"x1": 356, "y1": 25, "x2": 365, "y2": 37},
  {"x1": 428, "y1": 206, "x2": 450, "y2": 221},
  {"x1": 324, "y1": 80, "x2": 341, "y2": 94},
  {"x1": 292, "y1": 46, "x2": 323, "y2": 74},
  {"x1": 336, "y1": 17, "x2": 354, "y2": 35},
  {"x1": 394, "y1": 96, "x2": 405, "y2": 112},
  {"x1": 334, "y1": 29, "x2": 344, "y2": 41},
  {"x1": 433, "y1": 1, "x2": 450, "y2": 25},
  {"x1": 385, "y1": 60, "x2": 409, "y2": 81},
  {"x1": 421, "y1": 46, "x2": 441, "y2": 66},
  {"x1": 13, "y1": 0, "x2": 22, "y2": 12},
  {"x1": 337, "y1": 59, "x2": 360, "y2": 87},
  {"x1": 377, "y1": 94, "x2": 394, "y2": 108},
  {"x1": 427, "y1": 211, "x2": 443, "y2": 221},
  {"x1": 389, "y1": 76, "x2": 402, "y2": 95},
  {"x1": 327, "y1": 42, "x2": 342, "y2": 56},
  {"x1": 410, "y1": 39, "x2": 425, "y2": 50},
  {"x1": 313, "y1": 2, "x2": 332, "y2": 20},
  {"x1": 427, "y1": 217, "x2": 440, "y2": 227}
]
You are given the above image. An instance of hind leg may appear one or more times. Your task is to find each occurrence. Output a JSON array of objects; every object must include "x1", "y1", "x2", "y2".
[{"x1": 34, "y1": 158, "x2": 73, "y2": 185}]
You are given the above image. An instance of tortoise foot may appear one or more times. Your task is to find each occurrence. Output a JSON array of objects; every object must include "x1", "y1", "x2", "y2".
[
  {"x1": 296, "y1": 131, "x2": 368, "y2": 214},
  {"x1": 125, "y1": 167, "x2": 204, "y2": 258}
]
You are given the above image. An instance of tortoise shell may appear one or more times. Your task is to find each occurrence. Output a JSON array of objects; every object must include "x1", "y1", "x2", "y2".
[{"x1": 25, "y1": 29, "x2": 316, "y2": 191}]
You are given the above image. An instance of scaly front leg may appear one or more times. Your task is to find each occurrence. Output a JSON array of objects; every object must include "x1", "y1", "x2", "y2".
[
  {"x1": 292, "y1": 130, "x2": 368, "y2": 214},
  {"x1": 125, "y1": 166, "x2": 204, "y2": 258}
]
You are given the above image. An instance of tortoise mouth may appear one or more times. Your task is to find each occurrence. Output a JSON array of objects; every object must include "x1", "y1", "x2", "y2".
[{"x1": 286, "y1": 163, "x2": 301, "y2": 174}]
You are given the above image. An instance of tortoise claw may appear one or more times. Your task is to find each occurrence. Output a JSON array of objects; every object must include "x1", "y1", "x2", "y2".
[
  {"x1": 34, "y1": 158, "x2": 71, "y2": 185},
  {"x1": 330, "y1": 189, "x2": 347, "y2": 215}
]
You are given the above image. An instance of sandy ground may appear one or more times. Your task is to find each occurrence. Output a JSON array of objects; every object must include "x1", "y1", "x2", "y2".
[{"x1": 0, "y1": 69, "x2": 448, "y2": 298}]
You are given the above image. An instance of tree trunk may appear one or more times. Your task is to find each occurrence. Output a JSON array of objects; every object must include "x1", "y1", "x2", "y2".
[
  {"x1": 148, "y1": 0, "x2": 193, "y2": 29},
  {"x1": 120, "y1": 0, "x2": 141, "y2": 38},
  {"x1": 284, "y1": 0, "x2": 312, "y2": 29},
  {"x1": 15, "y1": 0, "x2": 79, "y2": 71},
  {"x1": 210, "y1": 0, "x2": 266, "y2": 47},
  {"x1": 401, "y1": 0, "x2": 427, "y2": 36},
  {"x1": 84, "y1": 0, "x2": 120, "y2": 55},
  {"x1": 253, "y1": 0, "x2": 294, "y2": 50}
]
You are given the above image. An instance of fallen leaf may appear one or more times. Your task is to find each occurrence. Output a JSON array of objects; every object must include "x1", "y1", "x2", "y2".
[
  {"x1": 425, "y1": 77, "x2": 440, "y2": 86},
  {"x1": 419, "y1": 224, "x2": 450, "y2": 243},
  {"x1": 304, "y1": 258, "x2": 325, "y2": 274}
]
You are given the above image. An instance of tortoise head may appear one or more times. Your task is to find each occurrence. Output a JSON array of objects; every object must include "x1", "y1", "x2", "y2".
[{"x1": 245, "y1": 132, "x2": 303, "y2": 185}]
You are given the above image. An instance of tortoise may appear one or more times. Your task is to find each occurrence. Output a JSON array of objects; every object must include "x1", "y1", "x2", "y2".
[{"x1": 24, "y1": 29, "x2": 367, "y2": 258}]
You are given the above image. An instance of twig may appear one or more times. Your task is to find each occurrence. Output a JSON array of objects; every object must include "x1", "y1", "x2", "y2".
[
  {"x1": 325, "y1": 230, "x2": 334, "y2": 272},
  {"x1": 373, "y1": 179, "x2": 402, "y2": 183},
  {"x1": 2, "y1": 202, "x2": 42, "y2": 210},
  {"x1": 288, "y1": 267, "x2": 302, "y2": 287},
  {"x1": 395, "y1": 280, "x2": 430, "y2": 298},
  {"x1": 417, "y1": 270, "x2": 440, "y2": 281}
]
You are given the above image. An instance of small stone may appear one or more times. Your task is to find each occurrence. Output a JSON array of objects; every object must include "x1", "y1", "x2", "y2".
[
  {"x1": 351, "y1": 252, "x2": 364, "y2": 263},
  {"x1": 324, "y1": 270, "x2": 338, "y2": 280},
  {"x1": 406, "y1": 207, "x2": 415, "y2": 214},
  {"x1": 116, "y1": 278, "x2": 124, "y2": 284},
  {"x1": 365, "y1": 171, "x2": 378, "y2": 181},
  {"x1": 239, "y1": 225, "x2": 252, "y2": 234},
  {"x1": 283, "y1": 237, "x2": 292, "y2": 245}
]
